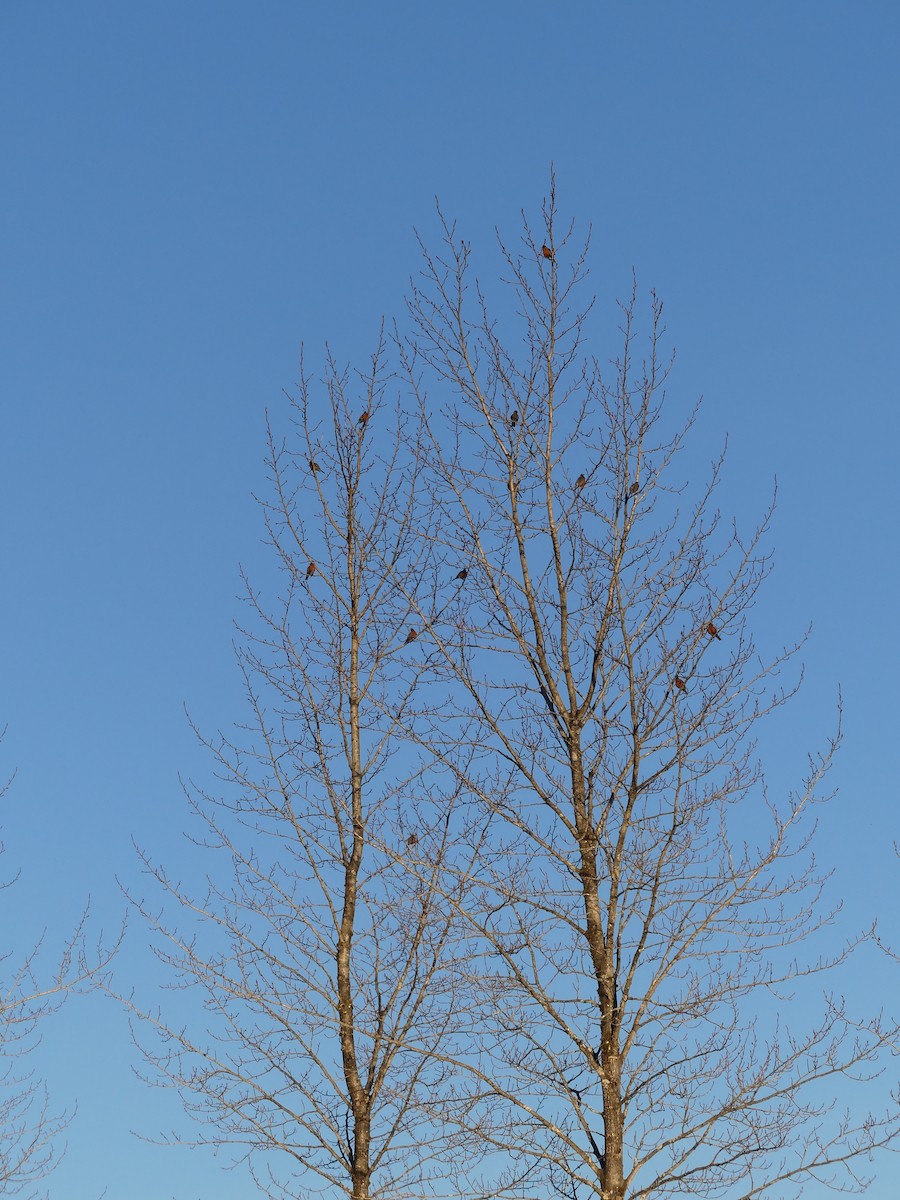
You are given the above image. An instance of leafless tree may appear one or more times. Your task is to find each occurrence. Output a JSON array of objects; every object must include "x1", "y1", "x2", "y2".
[
  {"x1": 402, "y1": 176, "x2": 900, "y2": 1200},
  {"x1": 125, "y1": 337, "x2": 481, "y2": 1200},
  {"x1": 1, "y1": 738, "x2": 114, "y2": 1197}
]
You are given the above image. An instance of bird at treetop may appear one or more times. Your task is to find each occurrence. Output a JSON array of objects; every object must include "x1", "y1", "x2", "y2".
[
  {"x1": 575, "y1": 473, "x2": 587, "y2": 490},
  {"x1": 404, "y1": 627, "x2": 419, "y2": 644},
  {"x1": 706, "y1": 622, "x2": 721, "y2": 640},
  {"x1": 628, "y1": 480, "x2": 640, "y2": 496},
  {"x1": 674, "y1": 675, "x2": 687, "y2": 692},
  {"x1": 406, "y1": 833, "x2": 419, "y2": 847},
  {"x1": 510, "y1": 410, "x2": 519, "y2": 426},
  {"x1": 455, "y1": 568, "x2": 468, "y2": 581},
  {"x1": 309, "y1": 458, "x2": 321, "y2": 473},
  {"x1": 306, "y1": 562, "x2": 317, "y2": 578},
  {"x1": 359, "y1": 410, "x2": 370, "y2": 426},
  {"x1": 541, "y1": 243, "x2": 554, "y2": 261}
]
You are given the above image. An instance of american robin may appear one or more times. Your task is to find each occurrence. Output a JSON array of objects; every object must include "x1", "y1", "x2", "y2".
[
  {"x1": 674, "y1": 675, "x2": 687, "y2": 693},
  {"x1": 306, "y1": 562, "x2": 317, "y2": 578},
  {"x1": 706, "y1": 622, "x2": 721, "y2": 641},
  {"x1": 575, "y1": 473, "x2": 587, "y2": 490},
  {"x1": 359, "y1": 411, "x2": 370, "y2": 426},
  {"x1": 510, "y1": 411, "x2": 519, "y2": 426},
  {"x1": 541, "y1": 244, "x2": 554, "y2": 261},
  {"x1": 455, "y1": 568, "x2": 468, "y2": 581},
  {"x1": 406, "y1": 833, "x2": 419, "y2": 848},
  {"x1": 404, "y1": 627, "x2": 419, "y2": 645},
  {"x1": 309, "y1": 458, "x2": 321, "y2": 473}
]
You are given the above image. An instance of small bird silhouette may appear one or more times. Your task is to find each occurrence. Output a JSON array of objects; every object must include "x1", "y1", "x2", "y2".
[
  {"x1": 306, "y1": 562, "x2": 317, "y2": 578},
  {"x1": 359, "y1": 410, "x2": 371, "y2": 426},
  {"x1": 575, "y1": 473, "x2": 587, "y2": 490},
  {"x1": 455, "y1": 568, "x2": 468, "y2": 581},
  {"x1": 541, "y1": 244, "x2": 554, "y2": 261},
  {"x1": 674, "y1": 675, "x2": 687, "y2": 693},
  {"x1": 406, "y1": 832, "x2": 419, "y2": 848},
  {"x1": 706, "y1": 622, "x2": 721, "y2": 641},
  {"x1": 404, "y1": 627, "x2": 419, "y2": 645},
  {"x1": 309, "y1": 458, "x2": 321, "y2": 473},
  {"x1": 510, "y1": 410, "x2": 519, "y2": 426},
  {"x1": 628, "y1": 480, "x2": 640, "y2": 496}
]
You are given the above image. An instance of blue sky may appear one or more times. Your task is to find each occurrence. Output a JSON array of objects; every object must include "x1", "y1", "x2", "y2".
[{"x1": 1, "y1": 3, "x2": 898, "y2": 1197}]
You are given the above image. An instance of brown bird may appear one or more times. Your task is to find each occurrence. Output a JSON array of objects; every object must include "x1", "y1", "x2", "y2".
[
  {"x1": 306, "y1": 562, "x2": 317, "y2": 578},
  {"x1": 510, "y1": 410, "x2": 519, "y2": 426},
  {"x1": 455, "y1": 568, "x2": 468, "y2": 581},
  {"x1": 706, "y1": 622, "x2": 721, "y2": 640},
  {"x1": 404, "y1": 627, "x2": 419, "y2": 645},
  {"x1": 309, "y1": 458, "x2": 321, "y2": 473},
  {"x1": 575, "y1": 473, "x2": 587, "y2": 490},
  {"x1": 674, "y1": 675, "x2": 687, "y2": 693},
  {"x1": 628, "y1": 480, "x2": 640, "y2": 496},
  {"x1": 541, "y1": 243, "x2": 554, "y2": 261},
  {"x1": 359, "y1": 410, "x2": 370, "y2": 426},
  {"x1": 406, "y1": 832, "x2": 419, "y2": 848}
]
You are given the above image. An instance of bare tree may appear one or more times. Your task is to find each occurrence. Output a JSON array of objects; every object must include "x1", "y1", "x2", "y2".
[
  {"x1": 1, "y1": 739, "x2": 113, "y2": 1197},
  {"x1": 125, "y1": 338, "x2": 479, "y2": 1200},
  {"x1": 402, "y1": 177, "x2": 900, "y2": 1200}
]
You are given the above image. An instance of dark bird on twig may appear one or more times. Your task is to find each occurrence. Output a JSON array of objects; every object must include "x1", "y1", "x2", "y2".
[
  {"x1": 306, "y1": 562, "x2": 317, "y2": 579},
  {"x1": 404, "y1": 627, "x2": 419, "y2": 645},
  {"x1": 359, "y1": 410, "x2": 371, "y2": 426},
  {"x1": 541, "y1": 243, "x2": 554, "y2": 261},
  {"x1": 674, "y1": 675, "x2": 687, "y2": 693},
  {"x1": 575, "y1": 473, "x2": 587, "y2": 490},
  {"x1": 309, "y1": 458, "x2": 321, "y2": 473},
  {"x1": 621, "y1": 479, "x2": 640, "y2": 507},
  {"x1": 706, "y1": 622, "x2": 721, "y2": 641},
  {"x1": 406, "y1": 833, "x2": 419, "y2": 848},
  {"x1": 510, "y1": 410, "x2": 519, "y2": 426},
  {"x1": 455, "y1": 568, "x2": 468, "y2": 582}
]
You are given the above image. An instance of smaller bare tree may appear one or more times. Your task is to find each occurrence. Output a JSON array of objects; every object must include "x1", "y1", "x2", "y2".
[
  {"x1": 1, "y1": 737, "x2": 115, "y2": 1197},
  {"x1": 124, "y1": 337, "x2": 482, "y2": 1200}
]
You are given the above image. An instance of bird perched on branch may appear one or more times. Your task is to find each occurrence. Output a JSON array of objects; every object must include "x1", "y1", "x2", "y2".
[
  {"x1": 404, "y1": 627, "x2": 419, "y2": 645},
  {"x1": 541, "y1": 243, "x2": 554, "y2": 261},
  {"x1": 406, "y1": 833, "x2": 419, "y2": 848},
  {"x1": 359, "y1": 410, "x2": 370, "y2": 426},
  {"x1": 455, "y1": 568, "x2": 468, "y2": 581},
  {"x1": 510, "y1": 410, "x2": 519, "y2": 426},
  {"x1": 674, "y1": 675, "x2": 687, "y2": 693},
  {"x1": 706, "y1": 622, "x2": 721, "y2": 641},
  {"x1": 309, "y1": 458, "x2": 321, "y2": 473},
  {"x1": 575, "y1": 473, "x2": 587, "y2": 490},
  {"x1": 628, "y1": 480, "x2": 640, "y2": 496},
  {"x1": 306, "y1": 562, "x2": 317, "y2": 579}
]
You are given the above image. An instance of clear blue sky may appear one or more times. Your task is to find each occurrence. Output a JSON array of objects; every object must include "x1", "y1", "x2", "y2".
[{"x1": 1, "y1": 3, "x2": 898, "y2": 1197}]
